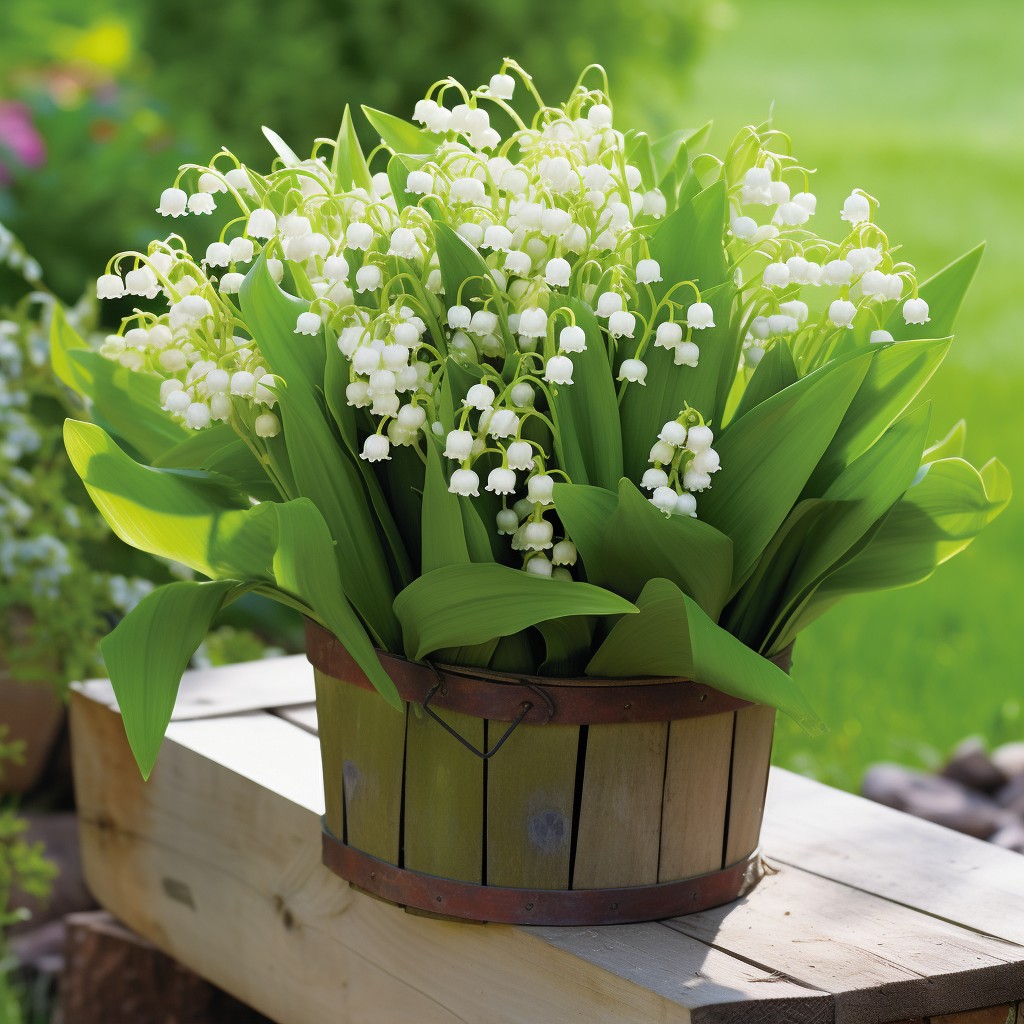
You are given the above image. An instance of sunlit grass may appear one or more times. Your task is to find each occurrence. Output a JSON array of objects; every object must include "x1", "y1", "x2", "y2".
[{"x1": 629, "y1": 0, "x2": 1024, "y2": 788}]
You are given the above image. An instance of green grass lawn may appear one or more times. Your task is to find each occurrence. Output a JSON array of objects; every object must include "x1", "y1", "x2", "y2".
[{"x1": 631, "y1": 0, "x2": 1024, "y2": 788}]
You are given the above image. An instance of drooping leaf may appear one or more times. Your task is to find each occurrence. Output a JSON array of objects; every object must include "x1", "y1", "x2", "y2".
[
  {"x1": 537, "y1": 616, "x2": 595, "y2": 676},
  {"x1": 804, "y1": 339, "x2": 950, "y2": 494},
  {"x1": 421, "y1": 439, "x2": 471, "y2": 572},
  {"x1": 547, "y1": 299, "x2": 623, "y2": 490},
  {"x1": 272, "y1": 498, "x2": 399, "y2": 708},
  {"x1": 885, "y1": 244, "x2": 984, "y2": 341},
  {"x1": 599, "y1": 479, "x2": 733, "y2": 619},
  {"x1": 924, "y1": 419, "x2": 967, "y2": 462},
  {"x1": 65, "y1": 419, "x2": 277, "y2": 581},
  {"x1": 731, "y1": 339, "x2": 798, "y2": 423},
  {"x1": 394, "y1": 563, "x2": 636, "y2": 661},
  {"x1": 361, "y1": 105, "x2": 442, "y2": 155},
  {"x1": 699, "y1": 353, "x2": 872, "y2": 590},
  {"x1": 101, "y1": 579, "x2": 251, "y2": 778},
  {"x1": 586, "y1": 578, "x2": 824, "y2": 733}
]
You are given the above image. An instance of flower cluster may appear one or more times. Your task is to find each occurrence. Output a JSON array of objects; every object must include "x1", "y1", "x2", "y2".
[{"x1": 93, "y1": 63, "x2": 733, "y2": 576}]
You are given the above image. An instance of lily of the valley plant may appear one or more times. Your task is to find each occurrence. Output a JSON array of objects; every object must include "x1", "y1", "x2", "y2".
[{"x1": 63, "y1": 61, "x2": 1009, "y2": 776}]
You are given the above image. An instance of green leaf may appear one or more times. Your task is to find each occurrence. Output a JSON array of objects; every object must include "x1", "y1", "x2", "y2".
[
  {"x1": 586, "y1": 579, "x2": 823, "y2": 733},
  {"x1": 153, "y1": 423, "x2": 278, "y2": 501},
  {"x1": 421, "y1": 439, "x2": 471, "y2": 572},
  {"x1": 886, "y1": 244, "x2": 984, "y2": 341},
  {"x1": 600, "y1": 479, "x2": 733, "y2": 620},
  {"x1": 240, "y1": 259, "x2": 399, "y2": 647},
  {"x1": 551, "y1": 482, "x2": 618, "y2": 583},
  {"x1": 101, "y1": 579, "x2": 250, "y2": 778},
  {"x1": 331, "y1": 105, "x2": 373, "y2": 191},
  {"x1": 624, "y1": 130, "x2": 656, "y2": 189},
  {"x1": 537, "y1": 616, "x2": 594, "y2": 676},
  {"x1": 49, "y1": 304, "x2": 90, "y2": 395},
  {"x1": 394, "y1": 563, "x2": 637, "y2": 662},
  {"x1": 925, "y1": 419, "x2": 967, "y2": 462},
  {"x1": 699, "y1": 353, "x2": 871, "y2": 590},
  {"x1": 65, "y1": 419, "x2": 277, "y2": 581},
  {"x1": 272, "y1": 499, "x2": 399, "y2": 708},
  {"x1": 731, "y1": 339, "x2": 798, "y2": 423},
  {"x1": 361, "y1": 106, "x2": 442, "y2": 155},
  {"x1": 547, "y1": 299, "x2": 623, "y2": 490},
  {"x1": 804, "y1": 339, "x2": 950, "y2": 494},
  {"x1": 262, "y1": 125, "x2": 301, "y2": 166}
]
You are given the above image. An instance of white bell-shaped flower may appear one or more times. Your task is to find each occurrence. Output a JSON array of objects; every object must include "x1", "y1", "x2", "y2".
[
  {"x1": 558, "y1": 325, "x2": 587, "y2": 352},
  {"x1": 686, "y1": 425, "x2": 714, "y2": 453},
  {"x1": 157, "y1": 187, "x2": 188, "y2": 217},
  {"x1": 295, "y1": 312, "x2": 322, "y2": 336},
  {"x1": 246, "y1": 208, "x2": 276, "y2": 238},
  {"x1": 96, "y1": 274, "x2": 125, "y2": 300},
  {"x1": 488, "y1": 73, "x2": 516, "y2": 99},
  {"x1": 651, "y1": 486, "x2": 678, "y2": 512},
  {"x1": 617, "y1": 358, "x2": 648, "y2": 385},
  {"x1": 642, "y1": 468, "x2": 669, "y2": 490},
  {"x1": 503, "y1": 250, "x2": 532, "y2": 276},
  {"x1": 828, "y1": 299, "x2": 857, "y2": 328},
  {"x1": 544, "y1": 354, "x2": 574, "y2": 384},
  {"x1": 125, "y1": 266, "x2": 159, "y2": 297},
  {"x1": 763, "y1": 263, "x2": 790, "y2": 288},
  {"x1": 635, "y1": 259, "x2": 662, "y2": 285},
  {"x1": 686, "y1": 302, "x2": 715, "y2": 329},
  {"x1": 356, "y1": 265, "x2": 382, "y2": 293},
  {"x1": 496, "y1": 508, "x2": 519, "y2": 535},
  {"x1": 518, "y1": 307, "x2": 548, "y2": 338},
  {"x1": 188, "y1": 193, "x2": 216, "y2": 215},
  {"x1": 545, "y1": 257, "x2": 571, "y2": 288},
  {"x1": 674, "y1": 492, "x2": 697, "y2": 517},
  {"x1": 596, "y1": 291, "x2": 623, "y2": 317},
  {"x1": 608, "y1": 310, "x2": 636, "y2": 338},
  {"x1": 205, "y1": 242, "x2": 231, "y2": 267},
  {"x1": 674, "y1": 341, "x2": 700, "y2": 367},
  {"x1": 841, "y1": 191, "x2": 871, "y2": 224},
  {"x1": 506, "y1": 440, "x2": 535, "y2": 471},
  {"x1": 870, "y1": 330, "x2": 894, "y2": 344},
  {"x1": 658, "y1": 420, "x2": 687, "y2": 447},
  {"x1": 527, "y1": 474, "x2": 555, "y2": 505},
  {"x1": 185, "y1": 402, "x2": 212, "y2": 429},
  {"x1": 361, "y1": 434, "x2": 391, "y2": 462},
  {"x1": 691, "y1": 448, "x2": 721, "y2": 475},
  {"x1": 486, "y1": 467, "x2": 517, "y2": 495},
  {"x1": 655, "y1": 322, "x2": 683, "y2": 350},
  {"x1": 449, "y1": 468, "x2": 481, "y2": 496},
  {"x1": 444, "y1": 430, "x2": 474, "y2": 461},
  {"x1": 902, "y1": 297, "x2": 931, "y2": 325},
  {"x1": 464, "y1": 383, "x2": 496, "y2": 410}
]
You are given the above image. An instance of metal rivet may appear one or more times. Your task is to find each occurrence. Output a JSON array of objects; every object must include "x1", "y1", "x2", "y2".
[
  {"x1": 623, "y1": 702, "x2": 632, "y2": 710},
  {"x1": 610, "y1": 902, "x2": 619, "y2": 910},
  {"x1": 435, "y1": 895, "x2": 443, "y2": 903},
  {"x1": 525, "y1": 902, "x2": 534, "y2": 912}
]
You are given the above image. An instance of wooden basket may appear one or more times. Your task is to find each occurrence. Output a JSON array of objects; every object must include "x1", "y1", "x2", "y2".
[{"x1": 307, "y1": 621, "x2": 782, "y2": 926}]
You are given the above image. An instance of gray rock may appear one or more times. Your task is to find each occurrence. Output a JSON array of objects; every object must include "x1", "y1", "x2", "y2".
[
  {"x1": 992, "y1": 741, "x2": 1024, "y2": 779},
  {"x1": 940, "y1": 737, "x2": 1008, "y2": 794},
  {"x1": 862, "y1": 763, "x2": 1014, "y2": 839},
  {"x1": 995, "y1": 772, "x2": 1024, "y2": 816},
  {"x1": 989, "y1": 821, "x2": 1024, "y2": 854}
]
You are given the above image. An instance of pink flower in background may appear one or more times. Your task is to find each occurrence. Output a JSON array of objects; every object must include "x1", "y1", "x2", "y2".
[{"x1": 0, "y1": 102, "x2": 47, "y2": 185}]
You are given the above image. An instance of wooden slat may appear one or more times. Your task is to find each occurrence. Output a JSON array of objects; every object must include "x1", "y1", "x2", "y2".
[
  {"x1": 573, "y1": 722, "x2": 668, "y2": 889},
  {"x1": 271, "y1": 703, "x2": 318, "y2": 734},
  {"x1": 403, "y1": 706, "x2": 484, "y2": 882},
  {"x1": 314, "y1": 671, "x2": 406, "y2": 861},
  {"x1": 763, "y1": 769, "x2": 1024, "y2": 946},
  {"x1": 659, "y1": 713, "x2": 735, "y2": 881},
  {"x1": 724, "y1": 705, "x2": 775, "y2": 865},
  {"x1": 71, "y1": 691, "x2": 830, "y2": 1024},
  {"x1": 930, "y1": 1006, "x2": 1019, "y2": 1024},
  {"x1": 666, "y1": 864, "x2": 1024, "y2": 1024},
  {"x1": 76, "y1": 655, "x2": 315, "y2": 720},
  {"x1": 486, "y1": 722, "x2": 579, "y2": 889}
]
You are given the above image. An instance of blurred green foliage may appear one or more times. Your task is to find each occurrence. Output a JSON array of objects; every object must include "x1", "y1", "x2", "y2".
[{"x1": 0, "y1": 0, "x2": 712, "y2": 300}]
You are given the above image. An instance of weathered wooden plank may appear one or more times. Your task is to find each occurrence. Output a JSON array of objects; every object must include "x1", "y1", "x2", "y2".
[
  {"x1": 763, "y1": 769, "x2": 1024, "y2": 946},
  {"x1": 659, "y1": 713, "x2": 735, "y2": 881},
  {"x1": 314, "y1": 670, "x2": 406, "y2": 861},
  {"x1": 930, "y1": 1005, "x2": 1019, "y2": 1024},
  {"x1": 486, "y1": 721, "x2": 579, "y2": 889},
  {"x1": 403, "y1": 705, "x2": 484, "y2": 882},
  {"x1": 573, "y1": 722, "x2": 669, "y2": 889},
  {"x1": 666, "y1": 863, "x2": 1024, "y2": 1024},
  {"x1": 76, "y1": 654, "x2": 314, "y2": 720},
  {"x1": 271, "y1": 703, "x2": 318, "y2": 734},
  {"x1": 71, "y1": 691, "x2": 831, "y2": 1024},
  {"x1": 724, "y1": 705, "x2": 776, "y2": 865}
]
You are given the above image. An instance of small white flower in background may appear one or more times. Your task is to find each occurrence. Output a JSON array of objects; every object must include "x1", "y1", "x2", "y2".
[
  {"x1": 254, "y1": 412, "x2": 281, "y2": 437},
  {"x1": 356, "y1": 265, "x2": 382, "y2": 292},
  {"x1": 870, "y1": 330, "x2": 895, "y2": 344},
  {"x1": 496, "y1": 508, "x2": 519, "y2": 535},
  {"x1": 187, "y1": 193, "x2": 216, "y2": 215},
  {"x1": 157, "y1": 188, "x2": 188, "y2": 217},
  {"x1": 488, "y1": 73, "x2": 516, "y2": 99},
  {"x1": 779, "y1": 300, "x2": 808, "y2": 323},
  {"x1": 246, "y1": 208, "x2": 276, "y2": 238},
  {"x1": 674, "y1": 492, "x2": 697, "y2": 517},
  {"x1": 525, "y1": 554, "x2": 553, "y2": 577},
  {"x1": 596, "y1": 291, "x2": 623, "y2": 317},
  {"x1": 903, "y1": 297, "x2": 931, "y2": 324},
  {"x1": 763, "y1": 263, "x2": 790, "y2": 288},
  {"x1": 674, "y1": 341, "x2": 700, "y2": 367}
]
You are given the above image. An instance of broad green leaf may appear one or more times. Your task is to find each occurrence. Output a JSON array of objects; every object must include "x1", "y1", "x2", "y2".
[
  {"x1": 272, "y1": 499, "x2": 399, "y2": 709},
  {"x1": 394, "y1": 563, "x2": 636, "y2": 661},
  {"x1": 547, "y1": 299, "x2": 623, "y2": 490},
  {"x1": 804, "y1": 339, "x2": 950, "y2": 494},
  {"x1": 624, "y1": 130, "x2": 656, "y2": 189},
  {"x1": 65, "y1": 419, "x2": 277, "y2": 581},
  {"x1": 361, "y1": 105, "x2": 442, "y2": 155},
  {"x1": 421, "y1": 439, "x2": 471, "y2": 572},
  {"x1": 153, "y1": 423, "x2": 278, "y2": 501},
  {"x1": 537, "y1": 616, "x2": 594, "y2": 677},
  {"x1": 551, "y1": 482, "x2": 618, "y2": 583},
  {"x1": 331, "y1": 105, "x2": 374, "y2": 191},
  {"x1": 699, "y1": 353, "x2": 872, "y2": 590},
  {"x1": 240, "y1": 260, "x2": 399, "y2": 646},
  {"x1": 101, "y1": 579, "x2": 250, "y2": 778},
  {"x1": 886, "y1": 244, "x2": 984, "y2": 341},
  {"x1": 600, "y1": 479, "x2": 733, "y2": 619},
  {"x1": 764, "y1": 404, "x2": 933, "y2": 650},
  {"x1": 731, "y1": 339, "x2": 798, "y2": 423},
  {"x1": 924, "y1": 419, "x2": 967, "y2": 462},
  {"x1": 816, "y1": 455, "x2": 1011, "y2": 596},
  {"x1": 262, "y1": 125, "x2": 301, "y2": 167},
  {"x1": 49, "y1": 304, "x2": 90, "y2": 395},
  {"x1": 586, "y1": 578, "x2": 824, "y2": 733},
  {"x1": 652, "y1": 124, "x2": 711, "y2": 180}
]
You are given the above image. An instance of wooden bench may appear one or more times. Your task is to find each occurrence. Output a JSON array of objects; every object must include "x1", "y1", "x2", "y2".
[{"x1": 69, "y1": 656, "x2": 1024, "y2": 1024}]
